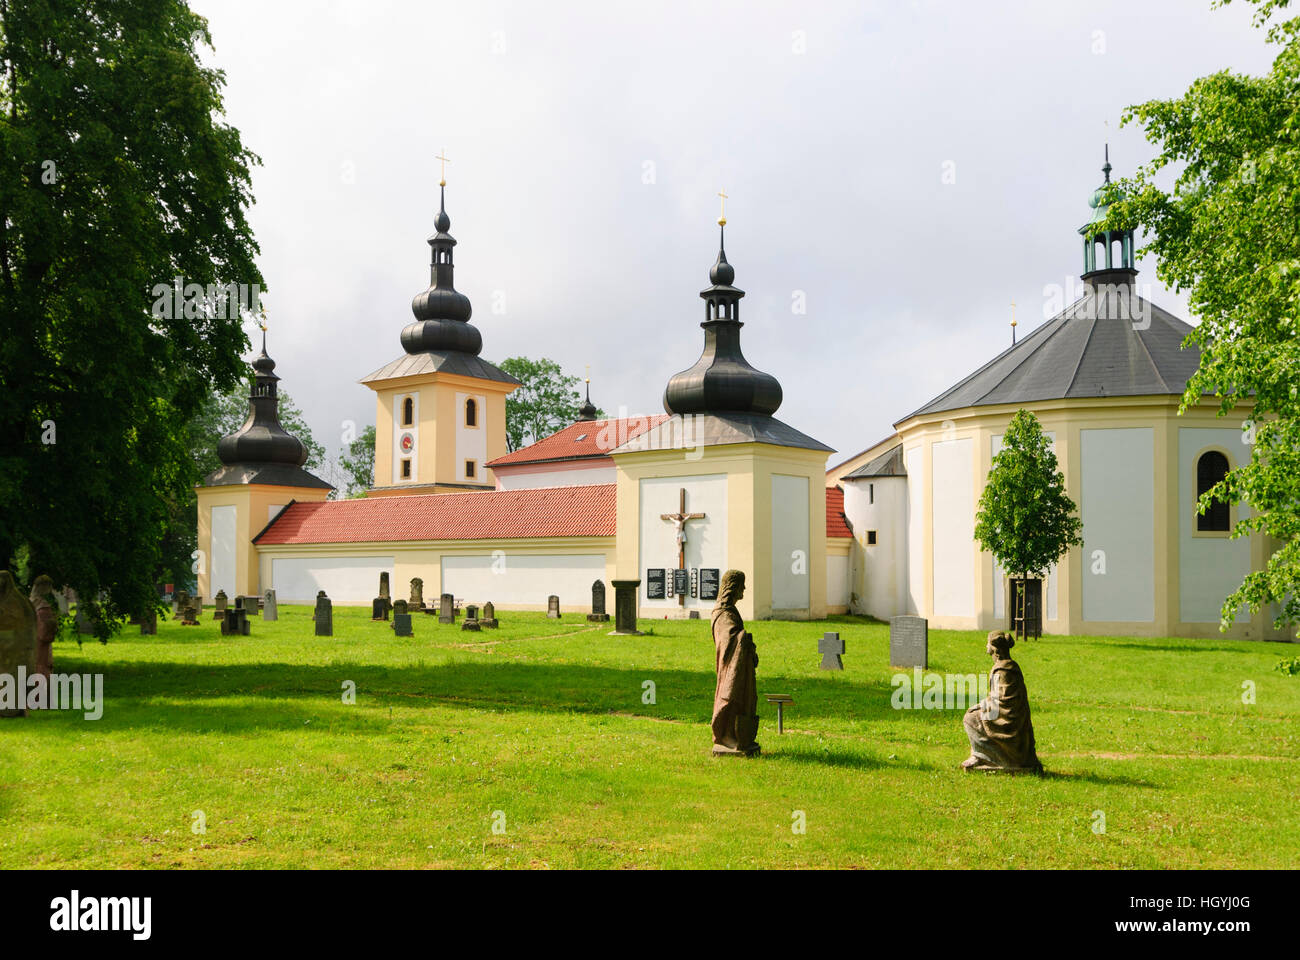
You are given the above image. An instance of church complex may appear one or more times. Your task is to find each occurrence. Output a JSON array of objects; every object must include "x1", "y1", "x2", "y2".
[{"x1": 194, "y1": 156, "x2": 1286, "y2": 640}]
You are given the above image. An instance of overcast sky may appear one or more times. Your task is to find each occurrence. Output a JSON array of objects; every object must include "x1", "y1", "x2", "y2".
[{"x1": 194, "y1": 0, "x2": 1276, "y2": 469}]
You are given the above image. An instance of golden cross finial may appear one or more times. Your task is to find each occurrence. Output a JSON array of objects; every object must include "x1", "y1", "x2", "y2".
[
  {"x1": 585, "y1": 363, "x2": 591, "y2": 385},
  {"x1": 717, "y1": 189, "x2": 728, "y2": 226},
  {"x1": 436, "y1": 149, "x2": 450, "y2": 187},
  {"x1": 1010, "y1": 300, "x2": 1017, "y2": 328}
]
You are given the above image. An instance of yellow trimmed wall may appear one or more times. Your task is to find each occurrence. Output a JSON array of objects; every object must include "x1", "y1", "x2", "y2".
[
  {"x1": 612, "y1": 442, "x2": 828, "y2": 622},
  {"x1": 195, "y1": 482, "x2": 330, "y2": 600},
  {"x1": 366, "y1": 370, "x2": 515, "y2": 496},
  {"x1": 892, "y1": 395, "x2": 1286, "y2": 640}
]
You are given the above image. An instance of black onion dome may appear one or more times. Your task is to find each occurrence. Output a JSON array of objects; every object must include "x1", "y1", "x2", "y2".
[
  {"x1": 663, "y1": 224, "x2": 783, "y2": 417},
  {"x1": 216, "y1": 332, "x2": 310, "y2": 468},
  {"x1": 577, "y1": 379, "x2": 597, "y2": 421},
  {"x1": 401, "y1": 183, "x2": 481, "y2": 355}
]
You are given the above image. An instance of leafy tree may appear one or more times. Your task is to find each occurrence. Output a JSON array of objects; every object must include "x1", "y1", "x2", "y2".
[
  {"x1": 1107, "y1": 0, "x2": 1300, "y2": 630},
  {"x1": 496, "y1": 357, "x2": 603, "y2": 450},
  {"x1": 337, "y1": 424, "x2": 375, "y2": 498},
  {"x1": 0, "y1": 0, "x2": 263, "y2": 636},
  {"x1": 975, "y1": 410, "x2": 1083, "y2": 634}
]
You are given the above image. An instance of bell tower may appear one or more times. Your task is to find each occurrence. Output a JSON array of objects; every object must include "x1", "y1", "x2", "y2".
[{"x1": 361, "y1": 157, "x2": 520, "y2": 496}]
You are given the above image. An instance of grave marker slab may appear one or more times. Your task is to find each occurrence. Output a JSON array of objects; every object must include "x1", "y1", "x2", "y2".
[
  {"x1": 213, "y1": 590, "x2": 228, "y2": 620},
  {"x1": 314, "y1": 592, "x2": 333, "y2": 637},
  {"x1": 547, "y1": 595, "x2": 561, "y2": 619},
  {"x1": 439, "y1": 593, "x2": 454, "y2": 624},
  {"x1": 393, "y1": 612, "x2": 413, "y2": 636},
  {"x1": 588, "y1": 580, "x2": 610, "y2": 622},
  {"x1": 610, "y1": 580, "x2": 643, "y2": 635},
  {"x1": 263, "y1": 589, "x2": 278, "y2": 622},
  {"x1": 889, "y1": 615, "x2": 928, "y2": 669},
  {"x1": 479, "y1": 601, "x2": 498, "y2": 629}
]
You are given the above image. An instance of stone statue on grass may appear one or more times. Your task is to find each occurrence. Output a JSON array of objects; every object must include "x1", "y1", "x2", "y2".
[
  {"x1": 710, "y1": 569, "x2": 760, "y2": 757},
  {"x1": 29, "y1": 574, "x2": 57, "y2": 686},
  {"x1": 962, "y1": 630, "x2": 1042, "y2": 773}
]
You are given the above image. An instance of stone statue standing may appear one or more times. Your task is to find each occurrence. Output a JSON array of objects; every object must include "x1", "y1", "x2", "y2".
[
  {"x1": 962, "y1": 630, "x2": 1043, "y2": 773},
  {"x1": 710, "y1": 569, "x2": 760, "y2": 757},
  {"x1": 29, "y1": 574, "x2": 57, "y2": 685},
  {"x1": 0, "y1": 571, "x2": 37, "y2": 718}
]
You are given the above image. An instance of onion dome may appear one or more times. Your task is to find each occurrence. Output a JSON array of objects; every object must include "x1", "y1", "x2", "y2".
[
  {"x1": 577, "y1": 378, "x2": 598, "y2": 421},
  {"x1": 663, "y1": 219, "x2": 783, "y2": 417},
  {"x1": 215, "y1": 330, "x2": 310, "y2": 468},
  {"x1": 400, "y1": 183, "x2": 482, "y2": 355}
]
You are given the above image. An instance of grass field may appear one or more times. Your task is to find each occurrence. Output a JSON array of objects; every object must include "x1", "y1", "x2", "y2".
[{"x1": 1, "y1": 605, "x2": 1297, "y2": 869}]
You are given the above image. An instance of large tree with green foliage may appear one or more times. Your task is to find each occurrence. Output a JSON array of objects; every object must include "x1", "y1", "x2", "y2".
[
  {"x1": 1106, "y1": 0, "x2": 1300, "y2": 630},
  {"x1": 975, "y1": 410, "x2": 1083, "y2": 629},
  {"x1": 337, "y1": 424, "x2": 375, "y2": 498},
  {"x1": 496, "y1": 357, "x2": 603, "y2": 451},
  {"x1": 0, "y1": 1, "x2": 263, "y2": 633}
]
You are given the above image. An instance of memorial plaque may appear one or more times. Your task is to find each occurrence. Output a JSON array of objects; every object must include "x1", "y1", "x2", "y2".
[
  {"x1": 699, "y1": 568, "x2": 720, "y2": 601},
  {"x1": 547, "y1": 595, "x2": 561, "y2": 619},
  {"x1": 818, "y1": 631, "x2": 844, "y2": 670},
  {"x1": 646, "y1": 568, "x2": 666, "y2": 600},
  {"x1": 263, "y1": 589, "x2": 278, "y2": 622},
  {"x1": 439, "y1": 593, "x2": 454, "y2": 624},
  {"x1": 672, "y1": 568, "x2": 689, "y2": 596},
  {"x1": 889, "y1": 615, "x2": 928, "y2": 669},
  {"x1": 393, "y1": 612, "x2": 413, "y2": 637}
]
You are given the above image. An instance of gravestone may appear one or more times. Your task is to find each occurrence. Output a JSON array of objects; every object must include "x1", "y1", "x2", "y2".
[
  {"x1": 479, "y1": 601, "x2": 498, "y2": 629},
  {"x1": 173, "y1": 589, "x2": 189, "y2": 618},
  {"x1": 393, "y1": 611, "x2": 413, "y2": 636},
  {"x1": 237, "y1": 607, "x2": 250, "y2": 635},
  {"x1": 818, "y1": 632, "x2": 844, "y2": 670},
  {"x1": 393, "y1": 598, "x2": 409, "y2": 616},
  {"x1": 588, "y1": 580, "x2": 610, "y2": 622},
  {"x1": 547, "y1": 595, "x2": 561, "y2": 619},
  {"x1": 889, "y1": 615, "x2": 928, "y2": 669},
  {"x1": 0, "y1": 571, "x2": 38, "y2": 717},
  {"x1": 244, "y1": 595, "x2": 261, "y2": 616},
  {"x1": 465, "y1": 604, "x2": 478, "y2": 621},
  {"x1": 409, "y1": 577, "x2": 424, "y2": 612},
  {"x1": 221, "y1": 608, "x2": 238, "y2": 636},
  {"x1": 75, "y1": 599, "x2": 94, "y2": 635},
  {"x1": 140, "y1": 608, "x2": 157, "y2": 636},
  {"x1": 372, "y1": 597, "x2": 390, "y2": 621},
  {"x1": 439, "y1": 593, "x2": 454, "y2": 624},
  {"x1": 610, "y1": 580, "x2": 642, "y2": 635},
  {"x1": 379, "y1": 572, "x2": 390, "y2": 600},
  {"x1": 182, "y1": 598, "x2": 201, "y2": 625},
  {"x1": 314, "y1": 591, "x2": 333, "y2": 637},
  {"x1": 213, "y1": 590, "x2": 228, "y2": 621},
  {"x1": 461, "y1": 617, "x2": 480, "y2": 632},
  {"x1": 263, "y1": 589, "x2": 278, "y2": 622}
]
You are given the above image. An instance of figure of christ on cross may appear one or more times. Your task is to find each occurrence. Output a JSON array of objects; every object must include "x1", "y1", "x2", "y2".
[{"x1": 661, "y1": 488, "x2": 706, "y2": 606}]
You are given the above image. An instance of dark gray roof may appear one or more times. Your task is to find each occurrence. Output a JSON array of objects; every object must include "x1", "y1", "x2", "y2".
[
  {"x1": 844, "y1": 443, "x2": 906, "y2": 479},
  {"x1": 900, "y1": 282, "x2": 1200, "y2": 422},
  {"x1": 203, "y1": 463, "x2": 333, "y2": 490},
  {"x1": 361, "y1": 351, "x2": 521, "y2": 386},
  {"x1": 611, "y1": 412, "x2": 833, "y2": 455}
]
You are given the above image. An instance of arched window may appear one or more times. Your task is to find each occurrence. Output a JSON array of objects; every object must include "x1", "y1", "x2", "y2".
[
  {"x1": 465, "y1": 398, "x2": 477, "y2": 427},
  {"x1": 402, "y1": 397, "x2": 413, "y2": 426},
  {"x1": 1196, "y1": 451, "x2": 1230, "y2": 532}
]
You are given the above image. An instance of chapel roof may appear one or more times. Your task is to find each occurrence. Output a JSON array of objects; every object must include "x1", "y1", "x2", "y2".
[{"x1": 488, "y1": 415, "x2": 671, "y2": 468}]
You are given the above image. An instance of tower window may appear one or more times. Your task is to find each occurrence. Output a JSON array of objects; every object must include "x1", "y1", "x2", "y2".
[
  {"x1": 1196, "y1": 451, "x2": 1231, "y2": 532},
  {"x1": 866, "y1": 530, "x2": 878, "y2": 546},
  {"x1": 869, "y1": 483, "x2": 874, "y2": 505},
  {"x1": 465, "y1": 459, "x2": 476, "y2": 479},
  {"x1": 401, "y1": 459, "x2": 412, "y2": 480},
  {"x1": 402, "y1": 397, "x2": 414, "y2": 427},
  {"x1": 465, "y1": 398, "x2": 477, "y2": 427}
]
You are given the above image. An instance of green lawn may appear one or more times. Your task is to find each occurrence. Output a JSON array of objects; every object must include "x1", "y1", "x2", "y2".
[{"x1": 1, "y1": 606, "x2": 1296, "y2": 868}]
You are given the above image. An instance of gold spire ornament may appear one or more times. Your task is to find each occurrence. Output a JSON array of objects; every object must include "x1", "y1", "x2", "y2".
[
  {"x1": 717, "y1": 189, "x2": 728, "y2": 226},
  {"x1": 436, "y1": 149, "x2": 450, "y2": 187},
  {"x1": 1010, "y1": 300, "x2": 1018, "y2": 345}
]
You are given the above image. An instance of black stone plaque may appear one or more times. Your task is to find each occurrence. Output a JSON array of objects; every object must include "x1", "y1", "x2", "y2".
[
  {"x1": 314, "y1": 594, "x2": 333, "y2": 637},
  {"x1": 889, "y1": 615, "x2": 927, "y2": 669},
  {"x1": 393, "y1": 612, "x2": 413, "y2": 637},
  {"x1": 699, "y1": 568, "x2": 720, "y2": 601},
  {"x1": 672, "y1": 568, "x2": 689, "y2": 596},
  {"x1": 646, "y1": 569, "x2": 666, "y2": 600}
]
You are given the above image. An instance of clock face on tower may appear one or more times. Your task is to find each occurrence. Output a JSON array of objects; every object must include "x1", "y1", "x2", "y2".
[{"x1": 399, "y1": 432, "x2": 414, "y2": 453}]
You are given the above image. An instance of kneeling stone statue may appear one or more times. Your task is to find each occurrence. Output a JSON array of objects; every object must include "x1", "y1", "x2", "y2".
[{"x1": 962, "y1": 630, "x2": 1042, "y2": 773}]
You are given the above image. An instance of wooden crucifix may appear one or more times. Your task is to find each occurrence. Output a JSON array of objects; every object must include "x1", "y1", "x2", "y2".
[{"x1": 661, "y1": 488, "x2": 706, "y2": 606}]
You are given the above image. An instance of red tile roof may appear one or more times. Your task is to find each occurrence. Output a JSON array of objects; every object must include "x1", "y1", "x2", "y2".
[
  {"x1": 488, "y1": 415, "x2": 671, "y2": 468},
  {"x1": 826, "y1": 486, "x2": 853, "y2": 538},
  {"x1": 255, "y1": 485, "x2": 616, "y2": 544}
]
